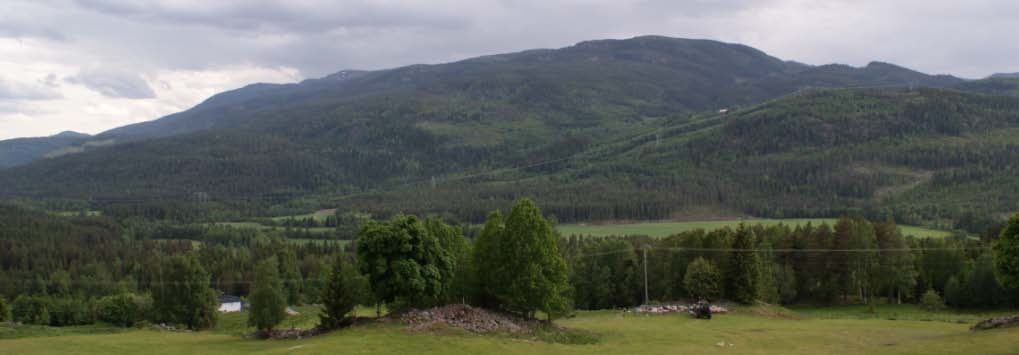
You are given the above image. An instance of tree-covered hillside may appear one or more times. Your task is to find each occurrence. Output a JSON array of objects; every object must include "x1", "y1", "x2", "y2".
[{"x1": 0, "y1": 37, "x2": 1013, "y2": 230}]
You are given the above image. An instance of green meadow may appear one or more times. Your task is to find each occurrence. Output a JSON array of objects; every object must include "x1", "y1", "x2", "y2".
[
  {"x1": 2, "y1": 305, "x2": 1016, "y2": 355},
  {"x1": 557, "y1": 219, "x2": 954, "y2": 239}
]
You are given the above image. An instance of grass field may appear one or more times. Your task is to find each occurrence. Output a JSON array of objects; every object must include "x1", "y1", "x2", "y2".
[
  {"x1": 557, "y1": 219, "x2": 954, "y2": 239},
  {"x1": 2, "y1": 305, "x2": 1016, "y2": 354}
]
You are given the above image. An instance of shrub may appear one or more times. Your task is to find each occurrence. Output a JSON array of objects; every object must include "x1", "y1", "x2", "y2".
[
  {"x1": 684, "y1": 257, "x2": 721, "y2": 301},
  {"x1": 0, "y1": 296, "x2": 10, "y2": 322},
  {"x1": 96, "y1": 293, "x2": 152, "y2": 327},
  {"x1": 48, "y1": 297, "x2": 94, "y2": 326},
  {"x1": 920, "y1": 289, "x2": 946, "y2": 312},
  {"x1": 11, "y1": 295, "x2": 51, "y2": 325}
]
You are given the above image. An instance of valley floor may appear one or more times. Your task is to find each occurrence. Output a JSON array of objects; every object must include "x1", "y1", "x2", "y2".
[{"x1": 2, "y1": 306, "x2": 1017, "y2": 355}]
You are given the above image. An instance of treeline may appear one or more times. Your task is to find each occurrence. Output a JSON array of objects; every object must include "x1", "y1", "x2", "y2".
[
  {"x1": 564, "y1": 217, "x2": 1018, "y2": 310},
  {"x1": 2, "y1": 201, "x2": 1017, "y2": 331}
]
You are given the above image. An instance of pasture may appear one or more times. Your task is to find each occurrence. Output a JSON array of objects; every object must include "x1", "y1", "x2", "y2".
[
  {"x1": 557, "y1": 218, "x2": 954, "y2": 238},
  {"x1": 2, "y1": 305, "x2": 1016, "y2": 355}
]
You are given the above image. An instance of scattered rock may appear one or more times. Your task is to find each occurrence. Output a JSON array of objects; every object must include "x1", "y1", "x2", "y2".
[
  {"x1": 972, "y1": 315, "x2": 1019, "y2": 331},
  {"x1": 401, "y1": 304, "x2": 530, "y2": 334},
  {"x1": 632, "y1": 303, "x2": 729, "y2": 316}
]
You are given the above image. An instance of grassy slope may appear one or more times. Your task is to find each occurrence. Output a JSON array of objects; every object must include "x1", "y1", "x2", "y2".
[
  {"x1": 2, "y1": 308, "x2": 1017, "y2": 355},
  {"x1": 557, "y1": 219, "x2": 953, "y2": 238}
]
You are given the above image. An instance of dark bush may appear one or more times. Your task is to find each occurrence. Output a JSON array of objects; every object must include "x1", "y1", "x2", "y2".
[
  {"x1": 48, "y1": 297, "x2": 94, "y2": 326},
  {"x1": 96, "y1": 293, "x2": 152, "y2": 327},
  {"x1": 11, "y1": 295, "x2": 51, "y2": 325}
]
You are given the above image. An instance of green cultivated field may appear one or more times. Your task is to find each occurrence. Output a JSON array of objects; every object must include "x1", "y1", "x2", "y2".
[
  {"x1": 557, "y1": 219, "x2": 954, "y2": 238},
  {"x1": 2, "y1": 306, "x2": 1017, "y2": 354}
]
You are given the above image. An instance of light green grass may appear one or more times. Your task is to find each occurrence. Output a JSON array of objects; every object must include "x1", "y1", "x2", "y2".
[
  {"x1": 2, "y1": 308, "x2": 1017, "y2": 354},
  {"x1": 271, "y1": 209, "x2": 336, "y2": 222},
  {"x1": 557, "y1": 219, "x2": 953, "y2": 238},
  {"x1": 285, "y1": 238, "x2": 350, "y2": 246}
]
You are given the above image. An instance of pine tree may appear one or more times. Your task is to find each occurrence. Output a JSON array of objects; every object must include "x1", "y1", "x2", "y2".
[
  {"x1": 318, "y1": 258, "x2": 357, "y2": 330},
  {"x1": 248, "y1": 257, "x2": 287, "y2": 333},
  {"x1": 728, "y1": 223, "x2": 760, "y2": 304}
]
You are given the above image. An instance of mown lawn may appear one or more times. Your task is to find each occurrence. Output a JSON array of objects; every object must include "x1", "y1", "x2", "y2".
[
  {"x1": 2, "y1": 306, "x2": 1016, "y2": 355},
  {"x1": 557, "y1": 219, "x2": 953, "y2": 239}
]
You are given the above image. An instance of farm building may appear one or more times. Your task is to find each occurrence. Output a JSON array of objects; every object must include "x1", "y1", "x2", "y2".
[{"x1": 218, "y1": 295, "x2": 243, "y2": 312}]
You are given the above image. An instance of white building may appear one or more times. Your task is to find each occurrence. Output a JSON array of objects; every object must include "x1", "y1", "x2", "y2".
[{"x1": 218, "y1": 295, "x2": 243, "y2": 312}]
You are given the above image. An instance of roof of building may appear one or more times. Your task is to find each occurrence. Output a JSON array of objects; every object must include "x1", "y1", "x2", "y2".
[{"x1": 219, "y1": 295, "x2": 242, "y2": 303}]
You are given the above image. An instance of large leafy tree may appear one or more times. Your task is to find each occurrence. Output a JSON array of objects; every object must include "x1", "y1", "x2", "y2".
[
  {"x1": 727, "y1": 223, "x2": 760, "y2": 304},
  {"x1": 357, "y1": 215, "x2": 453, "y2": 309},
  {"x1": 993, "y1": 213, "x2": 1019, "y2": 289},
  {"x1": 424, "y1": 217, "x2": 471, "y2": 304},
  {"x1": 151, "y1": 255, "x2": 218, "y2": 330},
  {"x1": 248, "y1": 257, "x2": 287, "y2": 333},
  {"x1": 489, "y1": 198, "x2": 572, "y2": 320}
]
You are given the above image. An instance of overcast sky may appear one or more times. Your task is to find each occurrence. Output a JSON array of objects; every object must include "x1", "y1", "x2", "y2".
[{"x1": 1, "y1": 0, "x2": 1016, "y2": 140}]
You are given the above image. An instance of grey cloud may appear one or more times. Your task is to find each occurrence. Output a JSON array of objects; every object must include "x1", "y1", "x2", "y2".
[
  {"x1": 0, "y1": 18, "x2": 67, "y2": 41},
  {"x1": 73, "y1": 0, "x2": 469, "y2": 34},
  {"x1": 0, "y1": 78, "x2": 63, "y2": 101},
  {"x1": 67, "y1": 67, "x2": 156, "y2": 99}
]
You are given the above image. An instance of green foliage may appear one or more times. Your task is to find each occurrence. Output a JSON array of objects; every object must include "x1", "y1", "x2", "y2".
[
  {"x1": 48, "y1": 297, "x2": 94, "y2": 326},
  {"x1": 11, "y1": 295, "x2": 50, "y2": 325},
  {"x1": 0, "y1": 296, "x2": 10, "y2": 322},
  {"x1": 96, "y1": 293, "x2": 151, "y2": 327},
  {"x1": 683, "y1": 257, "x2": 721, "y2": 301},
  {"x1": 920, "y1": 289, "x2": 946, "y2": 312},
  {"x1": 318, "y1": 259, "x2": 357, "y2": 330},
  {"x1": 993, "y1": 213, "x2": 1019, "y2": 289},
  {"x1": 151, "y1": 255, "x2": 218, "y2": 330},
  {"x1": 356, "y1": 215, "x2": 454, "y2": 309},
  {"x1": 487, "y1": 199, "x2": 572, "y2": 319},
  {"x1": 572, "y1": 239, "x2": 640, "y2": 309},
  {"x1": 248, "y1": 257, "x2": 287, "y2": 332},
  {"x1": 276, "y1": 249, "x2": 303, "y2": 305},
  {"x1": 424, "y1": 217, "x2": 470, "y2": 303},
  {"x1": 728, "y1": 224, "x2": 760, "y2": 304},
  {"x1": 472, "y1": 211, "x2": 504, "y2": 308}
]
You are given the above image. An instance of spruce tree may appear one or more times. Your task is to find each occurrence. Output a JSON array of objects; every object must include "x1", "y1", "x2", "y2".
[
  {"x1": 472, "y1": 211, "x2": 505, "y2": 308},
  {"x1": 248, "y1": 257, "x2": 287, "y2": 333},
  {"x1": 728, "y1": 223, "x2": 760, "y2": 304},
  {"x1": 993, "y1": 213, "x2": 1019, "y2": 289},
  {"x1": 319, "y1": 258, "x2": 357, "y2": 330},
  {"x1": 684, "y1": 257, "x2": 721, "y2": 301}
]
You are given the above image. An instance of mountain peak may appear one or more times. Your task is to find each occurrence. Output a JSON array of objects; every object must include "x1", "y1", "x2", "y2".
[{"x1": 54, "y1": 131, "x2": 90, "y2": 138}]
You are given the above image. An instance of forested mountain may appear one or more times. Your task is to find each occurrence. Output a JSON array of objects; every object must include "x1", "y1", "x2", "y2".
[
  {"x1": 0, "y1": 36, "x2": 1014, "y2": 229},
  {"x1": 0, "y1": 131, "x2": 91, "y2": 169}
]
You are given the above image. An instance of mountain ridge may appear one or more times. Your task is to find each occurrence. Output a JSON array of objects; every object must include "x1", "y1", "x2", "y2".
[{"x1": 1, "y1": 35, "x2": 1017, "y2": 230}]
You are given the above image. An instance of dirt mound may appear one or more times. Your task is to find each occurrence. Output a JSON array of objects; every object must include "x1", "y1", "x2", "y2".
[
  {"x1": 972, "y1": 315, "x2": 1019, "y2": 331},
  {"x1": 401, "y1": 304, "x2": 529, "y2": 333}
]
